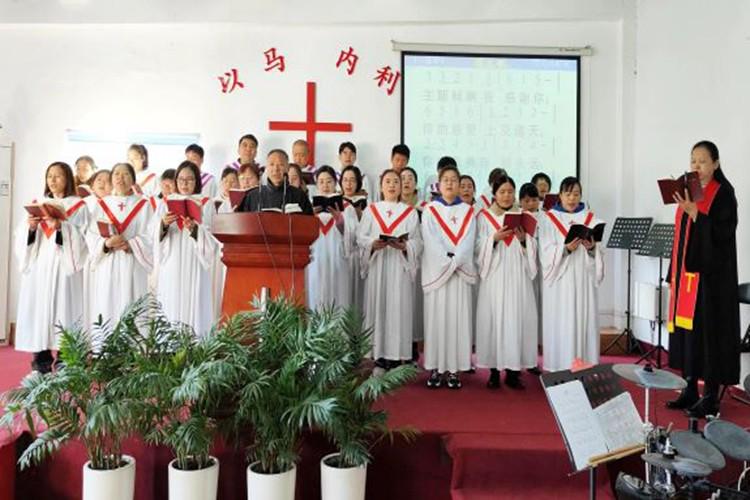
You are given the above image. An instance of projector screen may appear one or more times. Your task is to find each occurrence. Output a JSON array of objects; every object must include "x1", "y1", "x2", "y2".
[{"x1": 401, "y1": 52, "x2": 580, "y2": 195}]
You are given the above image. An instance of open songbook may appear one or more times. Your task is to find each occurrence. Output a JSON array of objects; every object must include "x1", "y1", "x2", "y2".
[
  {"x1": 545, "y1": 380, "x2": 644, "y2": 471},
  {"x1": 313, "y1": 194, "x2": 344, "y2": 212},
  {"x1": 97, "y1": 220, "x2": 118, "y2": 238},
  {"x1": 229, "y1": 188, "x2": 251, "y2": 209},
  {"x1": 379, "y1": 233, "x2": 409, "y2": 243},
  {"x1": 24, "y1": 201, "x2": 67, "y2": 220},
  {"x1": 261, "y1": 204, "x2": 303, "y2": 214},
  {"x1": 502, "y1": 212, "x2": 538, "y2": 237},
  {"x1": 564, "y1": 222, "x2": 606, "y2": 244},
  {"x1": 166, "y1": 195, "x2": 204, "y2": 223},
  {"x1": 542, "y1": 193, "x2": 560, "y2": 210},
  {"x1": 657, "y1": 171, "x2": 704, "y2": 204},
  {"x1": 344, "y1": 194, "x2": 368, "y2": 210}
]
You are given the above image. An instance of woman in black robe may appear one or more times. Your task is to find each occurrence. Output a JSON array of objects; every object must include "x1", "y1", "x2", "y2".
[{"x1": 666, "y1": 140, "x2": 740, "y2": 418}]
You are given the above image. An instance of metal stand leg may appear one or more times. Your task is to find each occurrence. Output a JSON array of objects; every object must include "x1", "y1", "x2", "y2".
[{"x1": 589, "y1": 466, "x2": 597, "y2": 500}]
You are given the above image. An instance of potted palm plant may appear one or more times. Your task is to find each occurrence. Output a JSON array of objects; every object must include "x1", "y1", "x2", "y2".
[
  {"x1": 0, "y1": 297, "x2": 157, "y2": 500},
  {"x1": 320, "y1": 309, "x2": 419, "y2": 500},
  {"x1": 234, "y1": 297, "x2": 346, "y2": 500}
]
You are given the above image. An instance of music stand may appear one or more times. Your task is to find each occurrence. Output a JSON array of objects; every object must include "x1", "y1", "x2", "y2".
[
  {"x1": 636, "y1": 224, "x2": 675, "y2": 368},
  {"x1": 603, "y1": 217, "x2": 653, "y2": 355}
]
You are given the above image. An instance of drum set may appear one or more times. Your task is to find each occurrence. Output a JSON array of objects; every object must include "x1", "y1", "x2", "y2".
[{"x1": 611, "y1": 363, "x2": 750, "y2": 499}]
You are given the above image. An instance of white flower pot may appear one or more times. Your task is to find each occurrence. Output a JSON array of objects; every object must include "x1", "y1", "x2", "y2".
[
  {"x1": 246, "y1": 461, "x2": 296, "y2": 500},
  {"x1": 82, "y1": 454, "x2": 136, "y2": 500},
  {"x1": 320, "y1": 453, "x2": 367, "y2": 500},
  {"x1": 168, "y1": 456, "x2": 219, "y2": 500}
]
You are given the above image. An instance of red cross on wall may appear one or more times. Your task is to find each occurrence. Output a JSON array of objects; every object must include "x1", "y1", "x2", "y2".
[{"x1": 268, "y1": 81, "x2": 353, "y2": 166}]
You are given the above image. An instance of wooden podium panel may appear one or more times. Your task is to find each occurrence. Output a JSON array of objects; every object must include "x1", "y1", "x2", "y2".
[{"x1": 212, "y1": 212, "x2": 319, "y2": 317}]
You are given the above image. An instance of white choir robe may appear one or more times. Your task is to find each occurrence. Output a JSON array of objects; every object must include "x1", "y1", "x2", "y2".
[
  {"x1": 421, "y1": 200, "x2": 477, "y2": 373},
  {"x1": 357, "y1": 202, "x2": 422, "y2": 360},
  {"x1": 200, "y1": 172, "x2": 219, "y2": 200},
  {"x1": 86, "y1": 194, "x2": 154, "y2": 329},
  {"x1": 410, "y1": 202, "x2": 428, "y2": 343},
  {"x1": 474, "y1": 209, "x2": 539, "y2": 370},
  {"x1": 538, "y1": 206, "x2": 605, "y2": 371},
  {"x1": 306, "y1": 212, "x2": 351, "y2": 311},
  {"x1": 361, "y1": 174, "x2": 376, "y2": 203},
  {"x1": 153, "y1": 197, "x2": 220, "y2": 336},
  {"x1": 15, "y1": 197, "x2": 89, "y2": 352},
  {"x1": 135, "y1": 170, "x2": 159, "y2": 197},
  {"x1": 342, "y1": 204, "x2": 364, "y2": 316}
]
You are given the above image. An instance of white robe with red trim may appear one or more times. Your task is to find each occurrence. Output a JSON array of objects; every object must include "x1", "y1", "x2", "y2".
[
  {"x1": 86, "y1": 194, "x2": 154, "y2": 329},
  {"x1": 357, "y1": 201, "x2": 422, "y2": 360},
  {"x1": 342, "y1": 205, "x2": 364, "y2": 316},
  {"x1": 200, "y1": 172, "x2": 218, "y2": 200},
  {"x1": 15, "y1": 196, "x2": 89, "y2": 352},
  {"x1": 305, "y1": 212, "x2": 351, "y2": 311},
  {"x1": 136, "y1": 170, "x2": 159, "y2": 197},
  {"x1": 421, "y1": 201, "x2": 477, "y2": 373},
  {"x1": 153, "y1": 196, "x2": 220, "y2": 336},
  {"x1": 474, "y1": 209, "x2": 538, "y2": 370},
  {"x1": 538, "y1": 207, "x2": 605, "y2": 371}
]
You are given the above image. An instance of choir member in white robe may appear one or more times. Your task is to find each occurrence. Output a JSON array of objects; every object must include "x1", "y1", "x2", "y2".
[
  {"x1": 479, "y1": 168, "x2": 508, "y2": 210},
  {"x1": 158, "y1": 169, "x2": 176, "y2": 201},
  {"x1": 291, "y1": 139, "x2": 317, "y2": 197},
  {"x1": 459, "y1": 174, "x2": 481, "y2": 358},
  {"x1": 128, "y1": 144, "x2": 158, "y2": 197},
  {"x1": 306, "y1": 166, "x2": 351, "y2": 311},
  {"x1": 82, "y1": 169, "x2": 112, "y2": 328},
  {"x1": 519, "y1": 182, "x2": 543, "y2": 368},
  {"x1": 153, "y1": 161, "x2": 220, "y2": 336},
  {"x1": 337, "y1": 142, "x2": 374, "y2": 202},
  {"x1": 357, "y1": 170, "x2": 422, "y2": 367},
  {"x1": 15, "y1": 162, "x2": 89, "y2": 372},
  {"x1": 400, "y1": 167, "x2": 426, "y2": 360},
  {"x1": 86, "y1": 163, "x2": 154, "y2": 332},
  {"x1": 538, "y1": 177, "x2": 604, "y2": 372},
  {"x1": 340, "y1": 166, "x2": 366, "y2": 316},
  {"x1": 421, "y1": 156, "x2": 458, "y2": 203},
  {"x1": 225, "y1": 134, "x2": 260, "y2": 172},
  {"x1": 184, "y1": 144, "x2": 219, "y2": 200},
  {"x1": 531, "y1": 172, "x2": 552, "y2": 202},
  {"x1": 421, "y1": 166, "x2": 477, "y2": 389},
  {"x1": 475, "y1": 176, "x2": 538, "y2": 389}
]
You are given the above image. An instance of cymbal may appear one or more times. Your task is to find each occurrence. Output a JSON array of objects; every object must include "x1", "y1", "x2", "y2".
[
  {"x1": 612, "y1": 364, "x2": 687, "y2": 390},
  {"x1": 704, "y1": 420, "x2": 750, "y2": 462},
  {"x1": 670, "y1": 431, "x2": 725, "y2": 470},
  {"x1": 641, "y1": 453, "x2": 712, "y2": 477}
]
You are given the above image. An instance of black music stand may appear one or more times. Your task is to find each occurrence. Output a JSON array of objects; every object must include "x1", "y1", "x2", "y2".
[
  {"x1": 636, "y1": 224, "x2": 675, "y2": 368},
  {"x1": 603, "y1": 218, "x2": 653, "y2": 355}
]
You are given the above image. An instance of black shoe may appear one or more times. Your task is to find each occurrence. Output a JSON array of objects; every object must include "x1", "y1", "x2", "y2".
[
  {"x1": 527, "y1": 366, "x2": 542, "y2": 376},
  {"x1": 505, "y1": 370, "x2": 524, "y2": 390},
  {"x1": 426, "y1": 370, "x2": 443, "y2": 389},
  {"x1": 375, "y1": 358, "x2": 388, "y2": 369},
  {"x1": 666, "y1": 386, "x2": 699, "y2": 410},
  {"x1": 447, "y1": 372, "x2": 462, "y2": 390},
  {"x1": 487, "y1": 368, "x2": 501, "y2": 389},
  {"x1": 687, "y1": 395, "x2": 720, "y2": 419}
]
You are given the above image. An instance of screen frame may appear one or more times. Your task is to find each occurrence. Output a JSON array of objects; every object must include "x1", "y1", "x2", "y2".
[{"x1": 400, "y1": 50, "x2": 582, "y2": 181}]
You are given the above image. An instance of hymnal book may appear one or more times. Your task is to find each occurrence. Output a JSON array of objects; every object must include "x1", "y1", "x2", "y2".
[
  {"x1": 543, "y1": 194, "x2": 560, "y2": 211},
  {"x1": 313, "y1": 194, "x2": 344, "y2": 212},
  {"x1": 545, "y1": 380, "x2": 644, "y2": 471},
  {"x1": 657, "y1": 171, "x2": 704, "y2": 204},
  {"x1": 344, "y1": 195, "x2": 368, "y2": 210},
  {"x1": 97, "y1": 220, "x2": 117, "y2": 238},
  {"x1": 261, "y1": 204, "x2": 303, "y2": 215},
  {"x1": 379, "y1": 233, "x2": 409, "y2": 243},
  {"x1": 24, "y1": 201, "x2": 67, "y2": 221},
  {"x1": 229, "y1": 189, "x2": 250, "y2": 208},
  {"x1": 564, "y1": 222, "x2": 606, "y2": 244},
  {"x1": 502, "y1": 212, "x2": 538, "y2": 237},
  {"x1": 77, "y1": 184, "x2": 93, "y2": 198},
  {"x1": 166, "y1": 195, "x2": 203, "y2": 224}
]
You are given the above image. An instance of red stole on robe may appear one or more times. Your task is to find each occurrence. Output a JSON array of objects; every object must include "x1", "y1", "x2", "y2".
[{"x1": 667, "y1": 179, "x2": 720, "y2": 332}]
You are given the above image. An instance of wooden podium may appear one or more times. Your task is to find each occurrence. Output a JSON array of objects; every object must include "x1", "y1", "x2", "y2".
[{"x1": 212, "y1": 212, "x2": 319, "y2": 317}]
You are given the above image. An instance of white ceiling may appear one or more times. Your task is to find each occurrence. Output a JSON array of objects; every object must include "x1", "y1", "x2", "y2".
[{"x1": 0, "y1": 0, "x2": 626, "y2": 25}]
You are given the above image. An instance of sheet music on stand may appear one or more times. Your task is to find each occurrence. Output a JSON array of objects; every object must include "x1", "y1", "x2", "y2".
[
  {"x1": 606, "y1": 217, "x2": 653, "y2": 250},
  {"x1": 637, "y1": 223, "x2": 675, "y2": 259},
  {"x1": 541, "y1": 364, "x2": 645, "y2": 473}
]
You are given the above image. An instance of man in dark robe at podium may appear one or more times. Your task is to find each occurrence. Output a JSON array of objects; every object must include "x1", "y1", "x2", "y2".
[{"x1": 237, "y1": 149, "x2": 313, "y2": 214}]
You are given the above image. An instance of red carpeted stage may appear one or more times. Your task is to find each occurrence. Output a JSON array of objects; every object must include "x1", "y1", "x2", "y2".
[{"x1": 1, "y1": 345, "x2": 748, "y2": 500}]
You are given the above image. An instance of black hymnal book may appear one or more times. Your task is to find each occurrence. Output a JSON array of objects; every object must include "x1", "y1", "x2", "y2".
[
  {"x1": 313, "y1": 194, "x2": 344, "y2": 212},
  {"x1": 344, "y1": 195, "x2": 368, "y2": 210},
  {"x1": 565, "y1": 223, "x2": 606, "y2": 244},
  {"x1": 379, "y1": 233, "x2": 409, "y2": 243}
]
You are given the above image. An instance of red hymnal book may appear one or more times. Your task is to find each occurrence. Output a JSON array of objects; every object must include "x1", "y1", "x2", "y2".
[
  {"x1": 166, "y1": 196, "x2": 203, "y2": 224},
  {"x1": 24, "y1": 201, "x2": 67, "y2": 220},
  {"x1": 542, "y1": 194, "x2": 560, "y2": 210},
  {"x1": 503, "y1": 212, "x2": 538, "y2": 237},
  {"x1": 97, "y1": 221, "x2": 117, "y2": 238},
  {"x1": 657, "y1": 172, "x2": 704, "y2": 204},
  {"x1": 229, "y1": 189, "x2": 250, "y2": 208}
]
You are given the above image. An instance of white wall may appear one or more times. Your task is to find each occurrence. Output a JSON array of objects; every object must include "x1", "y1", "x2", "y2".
[
  {"x1": 629, "y1": 0, "x2": 750, "y2": 347},
  {"x1": 0, "y1": 18, "x2": 625, "y2": 325}
]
